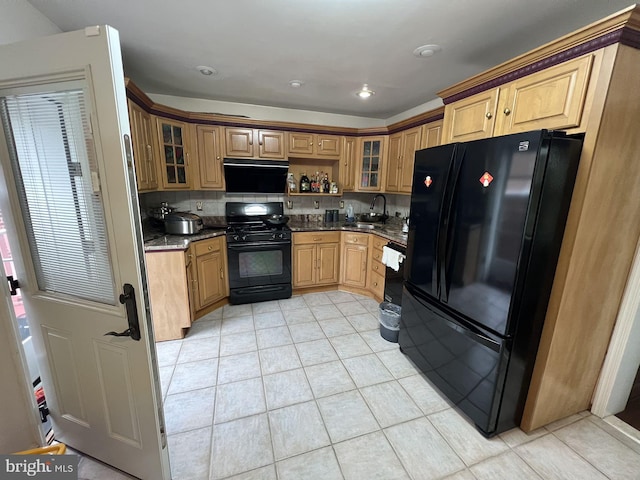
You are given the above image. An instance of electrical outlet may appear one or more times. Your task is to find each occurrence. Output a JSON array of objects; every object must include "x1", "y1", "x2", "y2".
[
  {"x1": 339, "y1": 200, "x2": 344, "y2": 209},
  {"x1": 286, "y1": 200, "x2": 293, "y2": 209},
  {"x1": 196, "y1": 201, "x2": 203, "y2": 211},
  {"x1": 314, "y1": 200, "x2": 320, "y2": 209}
]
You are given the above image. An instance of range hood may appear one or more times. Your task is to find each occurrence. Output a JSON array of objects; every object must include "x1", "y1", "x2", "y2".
[{"x1": 223, "y1": 158, "x2": 288, "y2": 194}]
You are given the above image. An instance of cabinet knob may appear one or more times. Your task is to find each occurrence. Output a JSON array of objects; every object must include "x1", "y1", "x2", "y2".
[
  {"x1": 217, "y1": 156, "x2": 221, "y2": 160},
  {"x1": 485, "y1": 112, "x2": 493, "y2": 119},
  {"x1": 313, "y1": 237, "x2": 322, "y2": 241},
  {"x1": 503, "y1": 108, "x2": 511, "y2": 116},
  {"x1": 208, "y1": 245, "x2": 213, "y2": 251},
  {"x1": 374, "y1": 265, "x2": 378, "y2": 270},
  {"x1": 309, "y1": 142, "x2": 313, "y2": 146},
  {"x1": 220, "y1": 268, "x2": 224, "y2": 279},
  {"x1": 373, "y1": 282, "x2": 378, "y2": 287}
]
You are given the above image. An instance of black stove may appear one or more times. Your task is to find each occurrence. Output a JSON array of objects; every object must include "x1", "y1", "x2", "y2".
[
  {"x1": 226, "y1": 224, "x2": 291, "y2": 244},
  {"x1": 224, "y1": 202, "x2": 292, "y2": 304}
]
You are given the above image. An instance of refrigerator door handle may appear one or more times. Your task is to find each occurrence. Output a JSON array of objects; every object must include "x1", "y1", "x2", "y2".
[
  {"x1": 408, "y1": 282, "x2": 502, "y2": 353},
  {"x1": 439, "y1": 145, "x2": 465, "y2": 303}
]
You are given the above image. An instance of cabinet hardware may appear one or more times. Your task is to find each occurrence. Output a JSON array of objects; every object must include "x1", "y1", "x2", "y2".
[
  {"x1": 485, "y1": 112, "x2": 493, "y2": 119},
  {"x1": 185, "y1": 152, "x2": 190, "y2": 166},
  {"x1": 504, "y1": 108, "x2": 511, "y2": 115},
  {"x1": 208, "y1": 246, "x2": 213, "y2": 251},
  {"x1": 313, "y1": 237, "x2": 322, "y2": 241},
  {"x1": 373, "y1": 282, "x2": 378, "y2": 287},
  {"x1": 220, "y1": 268, "x2": 224, "y2": 279}
]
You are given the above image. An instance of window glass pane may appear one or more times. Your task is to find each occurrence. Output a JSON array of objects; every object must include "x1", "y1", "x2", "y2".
[
  {"x1": 363, "y1": 142, "x2": 371, "y2": 156},
  {"x1": 1, "y1": 89, "x2": 116, "y2": 305},
  {"x1": 175, "y1": 146, "x2": 184, "y2": 165},
  {"x1": 164, "y1": 146, "x2": 173, "y2": 164},
  {"x1": 372, "y1": 141, "x2": 380, "y2": 155},
  {"x1": 361, "y1": 173, "x2": 370, "y2": 187},
  {"x1": 162, "y1": 124, "x2": 172, "y2": 143},
  {"x1": 371, "y1": 173, "x2": 378, "y2": 186},
  {"x1": 166, "y1": 166, "x2": 176, "y2": 183},
  {"x1": 177, "y1": 167, "x2": 186, "y2": 184},
  {"x1": 172, "y1": 126, "x2": 182, "y2": 145}
]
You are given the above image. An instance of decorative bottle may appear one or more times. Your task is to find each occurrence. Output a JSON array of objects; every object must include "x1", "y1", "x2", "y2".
[{"x1": 300, "y1": 173, "x2": 310, "y2": 193}]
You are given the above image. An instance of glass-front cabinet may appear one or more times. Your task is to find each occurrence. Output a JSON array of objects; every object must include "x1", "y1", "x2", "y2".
[
  {"x1": 358, "y1": 136, "x2": 385, "y2": 191},
  {"x1": 156, "y1": 117, "x2": 192, "y2": 189}
]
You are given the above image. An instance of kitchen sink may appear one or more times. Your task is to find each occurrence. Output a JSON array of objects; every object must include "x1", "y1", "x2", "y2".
[{"x1": 344, "y1": 222, "x2": 380, "y2": 230}]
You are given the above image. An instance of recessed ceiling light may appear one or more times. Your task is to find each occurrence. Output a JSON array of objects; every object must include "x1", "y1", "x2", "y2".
[
  {"x1": 196, "y1": 65, "x2": 217, "y2": 76},
  {"x1": 289, "y1": 80, "x2": 304, "y2": 88},
  {"x1": 356, "y1": 84, "x2": 375, "y2": 99},
  {"x1": 413, "y1": 44, "x2": 442, "y2": 58}
]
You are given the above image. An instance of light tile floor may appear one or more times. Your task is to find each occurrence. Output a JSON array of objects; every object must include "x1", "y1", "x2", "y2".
[{"x1": 81, "y1": 291, "x2": 640, "y2": 479}]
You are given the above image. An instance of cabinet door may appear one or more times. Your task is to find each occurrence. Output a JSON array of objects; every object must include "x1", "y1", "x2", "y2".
[
  {"x1": 340, "y1": 137, "x2": 357, "y2": 192},
  {"x1": 399, "y1": 126, "x2": 422, "y2": 193},
  {"x1": 498, "y1": 55, "x2": 593, "y2": 135},
  {"x1": 128, "y1": 100, "x2": 154, "y2": 191},
  {"x1": 341, "y1": 244, "x2": 368, "y2": 288},
  {"x1": 196, "y1": 125, "x2": 224, "y2": 189},
  {"x1": 293, "y1": 244, "x2": 316, "y2": 287},
  {"x1": 317, "y1": 134, "x2": 341, "y2": 157},
  {"x1": 157, "y1": 117, "x2": 191, "y2": 189},
  {"x1": 421, "y1": 120, "x2": 443, "y2": 149},
  {"x1": 225, "y1": 127, "x2": 254, "y2": 157},
  {"x1": 358, "y1": 137, "x2": 384, "y2": 191},
  {"x1": 317, "y1": 243, "x2": 340, "y2": 285},
  {"x1": 385, "y1": 133, "x2": 402, "y2": 192},
  {"x1": 196, "y1": 250, "x2": 225, "y2": 309},
  {"x1": 185, "y1": 248, "x2": 196, "y2": 320},
  {"x1": 442, "y1": 88, "x2": 499, "y2": 143},
  {"x1": 287, "y1": 132, "x2": 314, "y2": 156},
  {"x1": 257, "y1": 130, "x2": 285, "y2": 159}
]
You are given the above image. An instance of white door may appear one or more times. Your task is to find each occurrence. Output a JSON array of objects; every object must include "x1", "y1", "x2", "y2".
[{"x1": 0, "y1": 26, "x2": 169, "y2": 479}]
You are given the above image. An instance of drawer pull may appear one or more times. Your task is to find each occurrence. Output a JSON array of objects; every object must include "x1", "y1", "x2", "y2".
[
  {"x1": 485, "y1": 112, "x2": 492, "y2": 119},
  {"x1": 313, "y1": 237, "x2": 322, "y2": 241},
  {"x1": 374, "y1": 265, "x2": 378, "y2": 271},
  {"x1": 208, "y1": 246, "x2": 213, "y2": 251},
  {"x1": 503, "y1": 107, "x2": 511, "y2": 116},
  {"x1": 373, "y1": 282, "x2": 378, "y2": 287},
  {"x1": 220, "y1": 268, "x2": 224, "y2": 279}
]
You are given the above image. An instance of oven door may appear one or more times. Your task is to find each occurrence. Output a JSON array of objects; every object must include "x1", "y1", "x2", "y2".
[{"x1": 227, "y1": 240, "x2": 292, "y2": 290}]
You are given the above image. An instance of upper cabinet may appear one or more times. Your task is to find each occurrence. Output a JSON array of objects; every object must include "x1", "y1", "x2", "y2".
[
  {"x1": 224, "y1": 127, "x2": 285, "y2": 159},
  {"x1": 339, "y1": 137, "x2": 357, "y2": 192},
  {"x1": 357, "y1": 136, "x2": 386, "y2": 191},
  {"x1": 385, "y1": 126, "x2": 422, "y2": 194},
  {"x1": 421, "y1": 120, "x2": 443, "y2": 149},
  {"x1": 287, "y1": 133, "x2": 342, "y2": 158},
  {"x1": 442, "y1": 88, "x2": 500, "y2": 143},
  {"x1": 156, "y1": 117, "x2": 193, "y2": 190},
  {"x1": 128, "y1": 100, "x2": 158, "y2": 192},
  {"x1": 442, "y1": 54, "x2": 595, "y2": 144},
  {"x1": 196, "y1": 125, "x2": 224, "y2": 190},
  {"x1": 495, "y1": 55, "x2": 594, "y2": 135}
]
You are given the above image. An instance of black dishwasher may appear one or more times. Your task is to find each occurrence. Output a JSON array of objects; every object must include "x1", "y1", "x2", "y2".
[{"x1": 383, "y1": 242, "x2": 406, "y2": 306}]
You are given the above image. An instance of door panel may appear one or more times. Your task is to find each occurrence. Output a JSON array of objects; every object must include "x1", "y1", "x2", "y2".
[
  {"x1": 443, "y1": 134, "x2": 539, "y2": 336},
  {"x1": 93, "y1": 341, "x2": 141, "y2": 446},
  {"x1": 293, "y1": 244, "x2": 315, "y2": 287},
  {"x1": 317, "y1": 243, "x2": 339, "y2": 285},
  {"x1": 0, "y1": 27, "x2": 169, "y2": 479},
  {"x1": 400, "y1": 127, "x2": 422, "y2": 193},
  {"x1": 43, "y1": 326, "x2": 87, "y2": 425},
  {"x1": 406, "y1": 144, "x2": 456, "y2": 298}
]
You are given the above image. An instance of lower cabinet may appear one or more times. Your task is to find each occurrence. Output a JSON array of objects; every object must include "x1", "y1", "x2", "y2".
[
  {"x1": 293, "y1": 232, "x2": 340, "y2": 288},
  {"x1": 341, "y1": 232, "x2": 369, "y2": 288},
  {"x1": 193, "y1": 236, "x2": 228, "y2": 311},
  {"x1": 145, "y1": 250, "x2": 192, "y2": 342},
  {"x1": 146, "y1": 235, "x2": 228, "y2": 341},
  {"x1": 368, "y1": 236, "x2": 386, "y2": 301}
]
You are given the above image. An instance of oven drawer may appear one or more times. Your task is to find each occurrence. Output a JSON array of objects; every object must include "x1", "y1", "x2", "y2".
[
  {"x1": 294, "y1": 231, "x2": 340, "y2": 245},
  {"x1": 194, "y1": 236, "x2": 223, "y2": 256}
]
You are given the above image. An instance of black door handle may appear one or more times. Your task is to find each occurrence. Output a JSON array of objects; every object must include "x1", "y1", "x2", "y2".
[
  {"x1": 6, "y1": 276, "x2": 20, "y2": 296},
  {"x1": 104, "y1": 283, "x2": 141, "y2": 341}
]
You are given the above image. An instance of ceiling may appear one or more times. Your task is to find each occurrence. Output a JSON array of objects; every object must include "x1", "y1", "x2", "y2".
[{"x1": 28, "y1": 0, "x2": 635, "y2": 119}]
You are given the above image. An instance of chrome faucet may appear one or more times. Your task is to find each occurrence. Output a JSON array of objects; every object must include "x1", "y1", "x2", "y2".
[{"x1": 370, "y1": 194, "x2": 388, "y2": 223}]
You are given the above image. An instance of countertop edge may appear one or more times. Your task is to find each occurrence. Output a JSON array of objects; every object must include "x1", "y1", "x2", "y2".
[{"x1": 143, "y1": 224, "x2": 407, "y2": 252}]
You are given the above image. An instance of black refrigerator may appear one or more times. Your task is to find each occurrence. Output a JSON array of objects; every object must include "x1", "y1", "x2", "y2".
[{"x1": 399, "y1": 130, "x2": 583, "y2": 437}]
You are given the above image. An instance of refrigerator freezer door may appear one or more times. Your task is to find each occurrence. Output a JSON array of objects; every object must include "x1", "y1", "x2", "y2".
[
  {"x1": 442, "y1": 132, "x2": 542, "y2": 336},
  {"x1": 399, "y1": 284, "x2": 509, "y2": 436},
  {"x1": 406, "y1": 143, "x2": 456, "y2": 298}
]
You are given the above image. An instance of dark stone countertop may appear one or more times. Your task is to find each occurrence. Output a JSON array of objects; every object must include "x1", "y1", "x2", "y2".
[{"x1": 143, "y1": 221, "x2": 407, "y2": 252}]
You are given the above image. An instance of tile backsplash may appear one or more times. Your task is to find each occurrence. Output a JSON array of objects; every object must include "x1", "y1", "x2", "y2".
[{"x1": 139, "y1": 191, "x2": 411, "y2": 221}]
